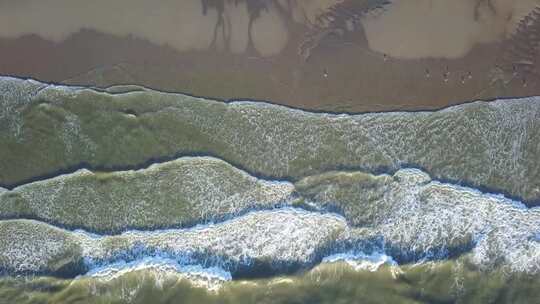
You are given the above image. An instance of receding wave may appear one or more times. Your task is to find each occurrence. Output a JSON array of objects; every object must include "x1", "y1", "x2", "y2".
[
  {"x1": 1, "y1": 76, "x2": 539, "y2": 206},
  {"x1": 0, "y1": 156, "x2": 295, "y2": 233},
  {"x1": 1, "y1": 77, "x2": 540, "y2": 302},
  {"x1": 1, "y1": 163, "x2": 538, "y2": 285}
]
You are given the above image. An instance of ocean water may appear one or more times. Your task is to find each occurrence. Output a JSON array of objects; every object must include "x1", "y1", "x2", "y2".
[
  {"x1": 1, "y1": 261, "x2": 539, "y2": 304},
  {"x1": 1, "y1": 77, "x2": 539, "y2": 303}
]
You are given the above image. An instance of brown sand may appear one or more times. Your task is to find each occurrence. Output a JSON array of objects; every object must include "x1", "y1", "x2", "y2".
[{"x1": 0, "y1": 0, "x2": 538, "y2": 112}]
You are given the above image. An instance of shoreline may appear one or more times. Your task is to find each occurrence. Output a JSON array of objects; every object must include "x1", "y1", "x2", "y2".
[{"x1": 0, "y1": 25, "x2": 536, "y2": 113}]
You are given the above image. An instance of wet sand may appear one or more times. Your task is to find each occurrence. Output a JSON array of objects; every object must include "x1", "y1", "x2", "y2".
[{"x1": 0, "y1": 0, "x2": 538, "y2": 112}]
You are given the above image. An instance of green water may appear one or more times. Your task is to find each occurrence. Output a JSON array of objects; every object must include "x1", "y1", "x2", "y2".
[
  {"x1": 1, "y1": 262, "x2": 538, "y2": 304},
  {"x1": 2, "y1": 78, "x2": 540, "y2": 303},
  {"x1": 2, "y1": 77, "x2": 540, "y2": 205}
]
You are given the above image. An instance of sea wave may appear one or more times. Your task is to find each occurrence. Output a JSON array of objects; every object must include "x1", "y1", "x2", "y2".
[
  {"x1": 322, "y1": 251, "x2": 397, "y2": 272},
  {"x1": 84, "y1": 257, "x2": 232, "y2": 292},
  {"x1": 1, "y1": 76, "x2": 539, "y2": 206},
  {"x1": 1, "y1": 76, "x2": 540, "y2": 293},
  {"x1": 0, "y1": 187, "x2": 538, "y2": 286}
]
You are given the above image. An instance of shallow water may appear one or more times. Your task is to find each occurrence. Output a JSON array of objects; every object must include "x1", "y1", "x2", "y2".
[
  {"x1": 1, "y1": 261, "x2": 539, "y2": 304},
  {"x1": 0, "y1": 88, "x2": 539, "y2": 303}
]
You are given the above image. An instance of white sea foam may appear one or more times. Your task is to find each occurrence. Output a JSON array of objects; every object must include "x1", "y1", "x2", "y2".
[
  {"x1": 69, "y1": 208, "x2": 347, "y2": 275},
  {"x1": 2, "y1": 160, "x2": 540, "y2": 292},
  {"x1": 269, "y1": 278, "x2": 295, "y2": 285},
  {"x1": 85, "y1": 257, "x2": 231, "y2": 292},
  {"x1": 322, "y1": 251, "x2": 397, "y2": 272},
  {"x1": 373, "y1": 170, "x2": 540, "y2": 273},
  {"x1": 66, "y1": 208, "x2": 347, "y2": 291}
]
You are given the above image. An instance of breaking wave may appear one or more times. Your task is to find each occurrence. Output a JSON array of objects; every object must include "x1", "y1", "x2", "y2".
[{"x1": 0, "y1": 77, "x2": 539, "y2": 296}]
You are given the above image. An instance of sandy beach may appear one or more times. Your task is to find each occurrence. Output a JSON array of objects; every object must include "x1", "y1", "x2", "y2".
[{"x1": 0, "y1": 0, "x2": 537, "y2": 112}]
